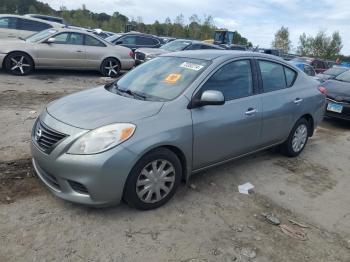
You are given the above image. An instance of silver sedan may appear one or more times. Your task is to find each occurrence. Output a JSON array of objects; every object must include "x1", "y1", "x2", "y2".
[
  {"x1": 0, "y1": 28, "x2": 135, "y2": 76},
  {"x1": 31, "y1": 51, "x2": 325, "y2": 210}
]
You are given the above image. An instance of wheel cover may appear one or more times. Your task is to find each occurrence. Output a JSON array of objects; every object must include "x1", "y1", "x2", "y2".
[
  {"x1": 10, "y1": 55, "x2": 31, "y2": 75},
  {"x1": 292, "y1": 124, "x2": 308, "y2": 152},
  {"x1": 136, "y1": 159, "x2": 176, "y2": 204},
  {"x1": 104, "y1": 60, "x2": 119, "y2": 77}
]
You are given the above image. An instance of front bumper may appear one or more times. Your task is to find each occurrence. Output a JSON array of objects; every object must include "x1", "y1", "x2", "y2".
[
  {"x1": 31, "y1": 112, "x2": 139, "y2": 207},
  {"x1": 325, "y1": 99, "x2": 350, "y2": 121},
  {"x1": 0, "y1": 53, "x2": 7, "y2": 69}
]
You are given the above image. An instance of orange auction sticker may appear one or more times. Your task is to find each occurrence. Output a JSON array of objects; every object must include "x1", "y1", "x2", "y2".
[{"x1": 165, "y1": 73, "x2": 181, "y2": 84}]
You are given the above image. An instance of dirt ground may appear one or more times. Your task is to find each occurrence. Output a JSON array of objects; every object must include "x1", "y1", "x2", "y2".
[{"x1": 0, "y1": 69, "x2": 349, "y2": 262}]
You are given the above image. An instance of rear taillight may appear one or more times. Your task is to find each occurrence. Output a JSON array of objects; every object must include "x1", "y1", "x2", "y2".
[
  {"x1": 318, "y1": 86, "x2": 327, "y2": 95},
  {"x1": 129, "y1": 51, "x2": 134, "y2": 58}
]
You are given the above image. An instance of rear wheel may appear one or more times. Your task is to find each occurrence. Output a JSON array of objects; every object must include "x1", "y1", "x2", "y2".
[
  {"x1": 124, "y1": 148, "x2": 182, "y2": 210},
  {"x1": 5, "y1": 52, "x2": 34, "y2": 76},
  {"x1": 100, "y1": 58, "x2": 120, "y2": 77},
  {"x1": 280, "y1": 118, "x2": 309, "y2": 157}
]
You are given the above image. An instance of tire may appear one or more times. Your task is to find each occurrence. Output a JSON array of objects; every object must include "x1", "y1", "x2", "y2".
[
  {"x1": 280, "y1": 118, "x2": 309, "y2": 157},
  {"x1": 5, "y1": 52, "x2": 34, "y2": 76},
  {"x1": 100, "y1": 57, "x2": 120, "y2": 77},
  {"x1": 124, "y1": 148, "x2": 182, "y2": 210}
]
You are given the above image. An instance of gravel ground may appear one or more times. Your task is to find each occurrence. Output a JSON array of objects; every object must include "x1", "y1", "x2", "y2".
[{"x1": 0, "y1": 69, "x2": 349, "y2": 262}]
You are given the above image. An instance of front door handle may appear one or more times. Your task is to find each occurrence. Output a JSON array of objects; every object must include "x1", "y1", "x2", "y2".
[
  {"x1": 76, "y1": 50, "x2": 84, "y2": 53},
  {"x1": 245, "y1": 108, "x2": 257, "y2": 116},
  {"x1": 294, "y1": 98, "x2": 303, "y2": 104}
]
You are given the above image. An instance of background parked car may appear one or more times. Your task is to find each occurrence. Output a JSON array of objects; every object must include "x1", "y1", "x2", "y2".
[
  {"x1": 134, "y1": 39, "x2": 224, "y2": 64},
  {"x1": 159, "y1": 36, "x2": 176, "y2": 44},
  {"x1": 0, "y1": 14, "x2": 62, "y2": 39},
  {"x1": 314, "y1": 66, "x2": 349, "y2": 83},
  {"x1": 323, "y1": 70, "x2": 350, "y2": 121},
  {"x1": 0, "y1": 28, "x2": 134, "y2": 76},
  {"x1": 24, "y1": 14, "x2": 66, "y2": 25},
  {"x1": 106, "y1": 32, "x2": 163, "y2": 51},
  {"x1": 289, "y1": 61, "x2": 316, "y2": 77},
  {"x1": 291, "y1": 57, "x2": 329, "y2": 74}
]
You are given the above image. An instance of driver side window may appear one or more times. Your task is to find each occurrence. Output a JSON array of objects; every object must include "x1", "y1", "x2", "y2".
[{"x1": 201, "y1": 60, "x2": 253, "y2": 101}]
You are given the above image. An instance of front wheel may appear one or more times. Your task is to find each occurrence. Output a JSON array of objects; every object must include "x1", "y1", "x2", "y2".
[
  {"x1": 123, "y1": 148, "x2": 182, "y2": 210},
  {"x1": 5, "y1": 52, "x2": 34, "y2": 76},
  {"x1": 100, "y1": 58, "x2": 120, "y2": 77},
  {"x1": 280, "y1": 118, "x2": 309, "y2": 157}
]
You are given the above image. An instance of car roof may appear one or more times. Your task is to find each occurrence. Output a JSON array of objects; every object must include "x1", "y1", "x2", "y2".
[
  {"x1": 164, "y1": 50, "x2": 287, "y2": 62},
  {"x1": 0, "y1": 14, "x2": 63, "y2": 27},
  {"x1": 25, "y1": 14, "x2": 64, "y2": 20},
  {"x1": 48, "y1": 27, "x2": 112, "y2": 43}
]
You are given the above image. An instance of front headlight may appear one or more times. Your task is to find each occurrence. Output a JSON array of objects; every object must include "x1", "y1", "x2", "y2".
[{"x1": 67, "y1": 123, "x2": 136, "y2": 155}]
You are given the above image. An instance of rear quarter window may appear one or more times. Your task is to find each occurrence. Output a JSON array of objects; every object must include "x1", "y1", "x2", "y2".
[{"x1": 284, "y1": 67, "x2": 297, "y2": 87}]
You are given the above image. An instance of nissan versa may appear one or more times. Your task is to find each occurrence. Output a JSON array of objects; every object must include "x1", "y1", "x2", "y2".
[{"x1": 31, "y1": 51, "x2": 326, "y2": 210}]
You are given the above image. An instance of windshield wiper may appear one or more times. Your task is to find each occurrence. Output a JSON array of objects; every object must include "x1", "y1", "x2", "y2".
[{"x1": 120, "y1": 89, "x2": 147, "y2": 100}]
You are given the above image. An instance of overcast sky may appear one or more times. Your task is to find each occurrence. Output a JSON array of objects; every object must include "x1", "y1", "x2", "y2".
[{"x1": 42, "y1": 0, "x2": 350, "y2": 54}]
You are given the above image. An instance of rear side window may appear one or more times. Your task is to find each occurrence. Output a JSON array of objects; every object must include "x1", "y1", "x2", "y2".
[
  {"x1": 18, "y1": 19, "x2": 51, "y2": 31},
  {"x1": 136, "y1": 36, "x2": 158, "y2": 46},
  {"x1": 304, "y1": 65, "x2": 315, "y2": 76},
  {"x1": 201, "y1": 60, "x2": 253, "y2": 101},
  {"x1": 0, "y1": 17, "x2": 17, "y2": 29},
  {"x1": 85, "y1": 35, "x2": 105, "y2": 47},
  {"x1": 284, "y1": 67, "x2": 297, "y2": 87},
  {"x1": 259, "y1": 60, "x2": 287, "y2": 92}
]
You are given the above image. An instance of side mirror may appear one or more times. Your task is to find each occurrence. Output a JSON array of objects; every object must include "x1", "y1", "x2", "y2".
[
  {"x1": 46, "y1": 37, "x2": 55, "y2": 44},
  {"x1": 189, "y1": 90, "x2": 225, "y2": 108},
  {"x1": 114, "y1": 40, "x2": 123, "y2": 45}
]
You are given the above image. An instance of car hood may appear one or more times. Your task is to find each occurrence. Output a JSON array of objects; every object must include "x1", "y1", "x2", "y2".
[
  {"x1": 46, "y1": 86, "x2": 164, "y2": 130},
  {"x1": 323, "y1": 80, "x2": 350, "y2": 102},
  {"x1": 135, "y1": 48, "x2": 170, "y2": 56}
]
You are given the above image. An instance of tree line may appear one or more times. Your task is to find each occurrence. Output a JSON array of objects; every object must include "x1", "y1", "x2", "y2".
[
  {"x1": 272, "y1": 26, "x2": 347, "y2": 61},
  {"x1": 0, "y1": 0, "x2": 251, "y2": 45}
]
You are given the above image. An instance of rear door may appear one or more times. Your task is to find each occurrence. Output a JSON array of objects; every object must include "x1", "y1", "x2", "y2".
[
  {"x1": 257, "y1": 59, "x2": 301, "y2": 146},
  {"x1": 192, "y1": 59, "x2": 262, "y2": 170},
  {"x1": 17, "y1": 18, "x2": 51, "y2": 38},
  {"x1": 0, "y1": 17, "x2": 18, "y2": 39},
  {"x1": 84, "y1": 34, "x2": 108, "y2": 68},
  {"x1": 36, "y1": 32, "x2": 86, "y2": 68}
]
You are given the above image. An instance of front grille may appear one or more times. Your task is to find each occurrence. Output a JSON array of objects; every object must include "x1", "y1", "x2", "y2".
[
  {"x1": 135, "y1": 52, "x2": 145, "y2": 61},
  {"x1": 33, "y1": 120, "x2": 67, "y2": 154},
  {"x1": 68, "y1": 180, "x2": 89, "y2": 194}
]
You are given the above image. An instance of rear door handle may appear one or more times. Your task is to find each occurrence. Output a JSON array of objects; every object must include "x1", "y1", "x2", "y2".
[
  {"x1": 76, "y1": 50, "x2": 84, "y2": 53},
  {"x1": 245, "y1": 108, "x2": 257, "y2": 116},
  {"x1": 294, "y1": 98, "x2": 303, "y2": 104}
]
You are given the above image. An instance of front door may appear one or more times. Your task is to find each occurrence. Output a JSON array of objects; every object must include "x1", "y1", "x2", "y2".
[
  {"x1": 36, "y1": 32, "x2": 86, "y2": 68},
  {"x1": 191, "y1": 59, "x2": 262, "y2": 170}
]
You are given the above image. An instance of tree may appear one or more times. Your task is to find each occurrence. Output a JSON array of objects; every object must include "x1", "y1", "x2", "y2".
[
  {"x1": 296, "y1": 31, "x2": 343, "y2": 59},
  {"x1": 272, "y1": 26, "x2": 291, "y2": 54}
]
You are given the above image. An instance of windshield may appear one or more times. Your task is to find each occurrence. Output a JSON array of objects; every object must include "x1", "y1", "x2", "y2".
[
  {"x1": 105, "y1": 34, "x2": 122, "y2": 43},
  {"x1": 335, "y1": 71, "x2": 350, "y2": 83},
  {"x1": 214, "y1": 31, "x2": 225, "y2": 42},
  {"x1": 160, "y1": 40, "x2": 191, "y2": 51},
  {"x1": 25, "y1": 29, "x2": 58, "y2": 43},
  {"x1": 323, "y1": 67, "x2": 348, "y2": 76},
  {"x1": 108, "y1": 56, "x2": 210, "y2": 101}
]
